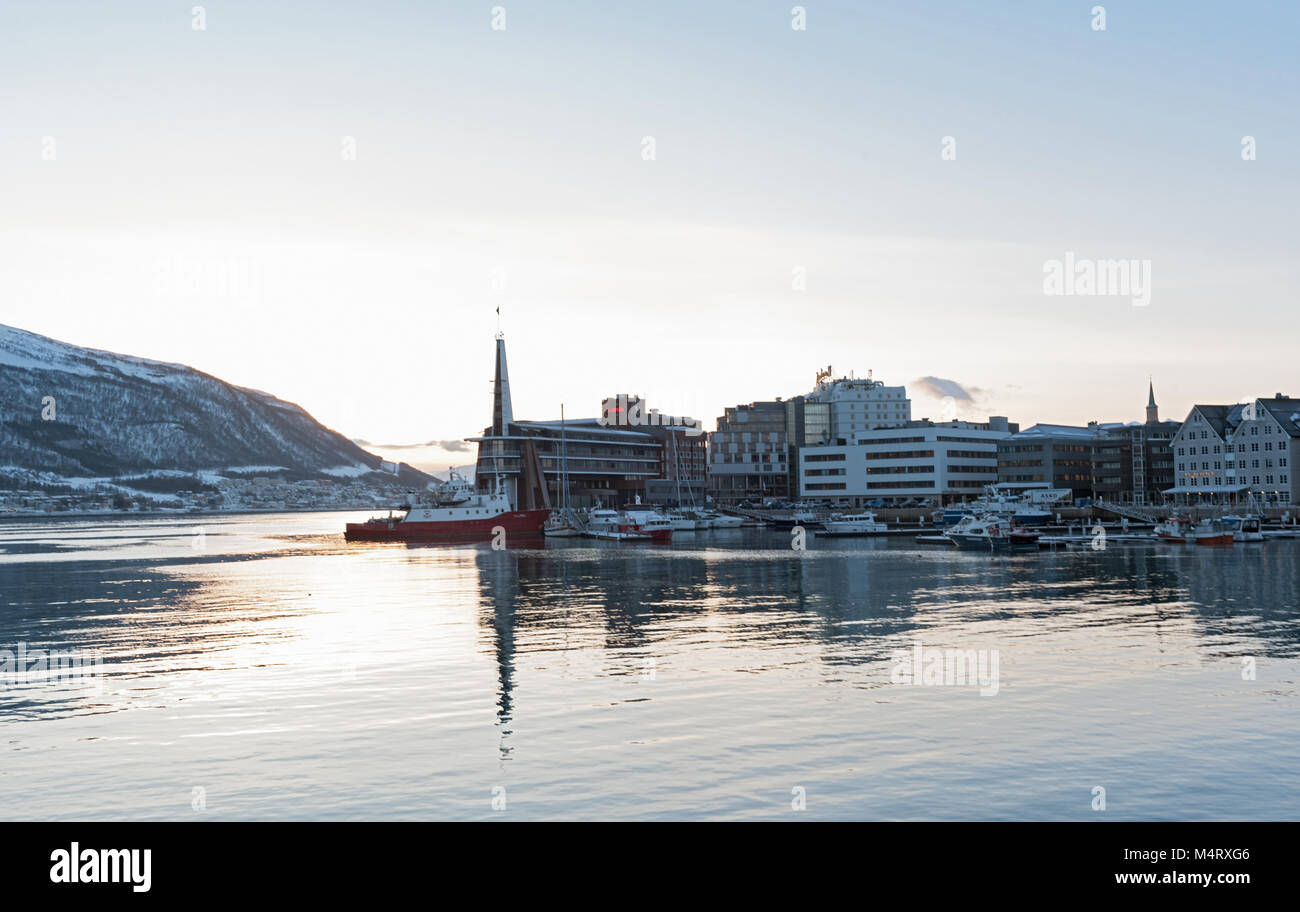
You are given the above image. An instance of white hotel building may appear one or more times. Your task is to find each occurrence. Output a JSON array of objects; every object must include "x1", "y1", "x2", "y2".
[
  {"x1": 798, "y1": 417, "x2": 1017, "y2": 504},
  {"x1": 803, "y1": 367, "x2": 911, "y2": 442},
  {"x1": 1169, "y1": 394, "x2": 1299, "y2": 505},
  {"x1": 785, "y1": 370, "x2": 1016, "y2": 505}
]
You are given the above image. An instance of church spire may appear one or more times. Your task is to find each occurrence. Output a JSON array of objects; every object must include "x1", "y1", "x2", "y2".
[
  {"x1": 1146, "y1": 378, "x2": 1158, "y2": 423},
  {"x1": 492, "y1": 333, "x2": 513, "y2": 435}
]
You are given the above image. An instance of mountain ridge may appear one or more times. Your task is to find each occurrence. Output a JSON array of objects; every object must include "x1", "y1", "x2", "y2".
[{"x1": 0, "y1": 323, "x2": 431, "y2": 487}]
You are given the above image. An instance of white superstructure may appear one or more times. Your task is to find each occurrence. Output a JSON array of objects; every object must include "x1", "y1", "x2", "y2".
[{"x1": 804, "y1": 367, "x2": 911, "y2": 441}]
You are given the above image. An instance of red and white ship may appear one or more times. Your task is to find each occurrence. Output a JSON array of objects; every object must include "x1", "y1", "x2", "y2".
[
  {"x1": 586, "y1": 505, "x2": 674, "y2": 543},
  {"x1": 1155, "y1": 515, "x2": 1192, "y2": 543},
  {"x1": 345, "y1": 471, "x2": 548, "y2": 542}
]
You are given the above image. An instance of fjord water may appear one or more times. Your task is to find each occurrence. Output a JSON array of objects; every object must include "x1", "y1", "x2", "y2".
[{"x1": 2, "y1": 513, "x2": 1297, "y2": 821}]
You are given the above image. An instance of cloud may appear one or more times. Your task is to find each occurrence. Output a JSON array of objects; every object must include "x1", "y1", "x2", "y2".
[
  {"x1": 352, "y1": 438, "x2": 471, "y2": 453},
  {"x1": 912, "y1": 376, "x2": 981, "y2": 402}
]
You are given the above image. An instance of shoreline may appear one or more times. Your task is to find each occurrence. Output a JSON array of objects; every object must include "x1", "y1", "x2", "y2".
[{"x1": 0, "y1": 505, "x2": 385, "y2": 523}]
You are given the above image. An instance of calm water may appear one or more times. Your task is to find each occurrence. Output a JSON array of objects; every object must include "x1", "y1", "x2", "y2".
[{"x1": 2, "y1": 512, "x2": 1297, "y2": 821}]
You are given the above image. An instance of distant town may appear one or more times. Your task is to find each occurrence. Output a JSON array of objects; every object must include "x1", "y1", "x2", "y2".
[
  {"x1": 468, "y1": 336, "x2": 1296, "y2": 517},
  {"x1": 0, "y1": 471, "x2": 416, "y2": 517},
  {"x1": 3, "y1": 332, "x2": 1295, "y2": 520}
]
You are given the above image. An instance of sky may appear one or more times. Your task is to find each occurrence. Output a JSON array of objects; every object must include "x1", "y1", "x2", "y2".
[{"x1": 1, "y1": 1, "x2": 1296, "y2": 472}]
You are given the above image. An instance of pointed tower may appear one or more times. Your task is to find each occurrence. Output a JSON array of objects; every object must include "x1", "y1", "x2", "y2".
[
  {"x1": 491, "y1": 333, "x2": 513, "y2": 435},
  {"x1": 1146, "y1": 379, "x2": 1159, "y2": 424}
]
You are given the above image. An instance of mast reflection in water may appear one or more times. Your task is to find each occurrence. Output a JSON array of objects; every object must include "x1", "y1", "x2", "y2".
[{"x1": 2, "y1": 511, "x2": 1298, "y2": 820}]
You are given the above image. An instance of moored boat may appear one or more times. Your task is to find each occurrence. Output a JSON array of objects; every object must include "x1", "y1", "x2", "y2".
[
  {"x1": 818, "y1": 512, "x2": 889, "y2": 535},
  {"x1": 768, "y1": 509, "x2": 821, "y2": 530},
  {"x1": 585, "y1": 506, "x2": 672, "y2": 543},
  {"x1": 1223, "y1": 514, "x2": 1265, "y2": 542},
  {"x1": 543, "y1": 510, "x2": 584, "y2": 537},
  {"x1": 344, "y1": 475, "x2": 548, "y2": 542},
  {"x1": 945, "y1": 513, "x2": 1039, "y2": 551},
  {"x1": 664, "y1": 508, "x2": 705, "y2": 531},
  {"x1": 620, "y1": 504, "x2": 675, "y2": 542},
  {"x1": 696, "y1": 509, "x2": 745, "y2": 528},
  {"x1": 1154, "y1": 516, "x2": 1193, "y2": 543},
  {"x1": 1192, "y1": 519, "x2": 1234, "y2": 546}
]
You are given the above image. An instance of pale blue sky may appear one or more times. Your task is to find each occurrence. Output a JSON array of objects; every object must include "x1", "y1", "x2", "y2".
[{"x1": 2, "y1": 1, "x2": 1296, "y2": 470}]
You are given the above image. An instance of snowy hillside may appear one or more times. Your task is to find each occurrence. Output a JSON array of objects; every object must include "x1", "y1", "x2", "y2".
[{"x1": 0, "y1": 324, "x2": 430, "y2": 486}]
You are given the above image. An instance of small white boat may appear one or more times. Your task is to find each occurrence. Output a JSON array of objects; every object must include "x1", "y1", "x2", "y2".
[
  {"x1": 696, "y1": 509, "x2": 744, "y2": 528},
  {"x1": 664, "y1": 509, "x2": 705, "y2": 531},
  {"x1": 819, "y1": 512, "x2": 888, "y2": 536},
  {"x1": 945, "y1": 513, "x2": 1039, "y2": 551},
  {"x1": 1222, "y1": 514, "x2": 1265, "y2": 542},
  {"x1": 543, "y1": 508, "x2": 584, "y2": 537}
]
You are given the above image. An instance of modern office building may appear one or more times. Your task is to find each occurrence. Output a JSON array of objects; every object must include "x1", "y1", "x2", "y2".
[
  {"x1": 707, "y1": 400, "x2": 790, "y2": 502},
  {"x1": 997, "y1": 424, "x2": 1098, "y2": 502},
  {"x1": 795, "y1": 417, "x2": 1016, "y2": 505},
  {"x1": 999, "y1": 384, "x2": 1185, "y2": 505},
  {"x1": 1091, "y1": 384, "x2": 1180, "y2": 505},
  {"x1": 1169, "y1": 393, "x2": 1299, "y2": 505},
  {"x1": 709, "y1": 367, "x2": 913, "y2": 503},
  {"x1": 799, "y1": 366, "x2": 911, "y2": 442},
  {"x1": 780, "y1": 367, "x2": 916, "y2": 499},
  {"x1": 469, "y1": 338, "x2": 703, "y2": 508},
  {"x1": 643, "y1": 425, "x2": 708, "y2": 506}
]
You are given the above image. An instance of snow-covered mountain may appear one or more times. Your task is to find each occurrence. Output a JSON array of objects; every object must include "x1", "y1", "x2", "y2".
[{"x1": 0, "y1": 323, "x2": 430, "y2": 485}]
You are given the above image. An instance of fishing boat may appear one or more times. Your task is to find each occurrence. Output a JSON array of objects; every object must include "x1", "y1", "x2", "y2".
[
  {"x1": 586, "y1": 526, "x2": 652, "y2": 541},
  {"x1": 585, "y1": 507, "x2": 672, "y2": 543},
  {"x1": 1154, "y1": 516, "x2": 1193, "y2": 543},
  {"x1": 1191, "y1": 519, "x2": 1234, "y2": 546},
  {"x1": 621, "y1": 502, "x2": 675, "y2": 542},
  {"x1": 818, "y1": 512, "x2": 888, "y2": 536},
  {"x1": 344, "y1": 473, "x2": 548, "y2": 542}
]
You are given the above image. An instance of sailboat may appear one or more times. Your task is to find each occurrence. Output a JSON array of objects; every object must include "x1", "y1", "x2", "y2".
[
  {"x1": 543, "y1": 404, "x2": 584, "y2": 537},
  {"x1": 663, "y1": 433, "x2": 710, "y2": 530}
]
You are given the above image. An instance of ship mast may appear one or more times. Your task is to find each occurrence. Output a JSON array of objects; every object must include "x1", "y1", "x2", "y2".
[{"x1": 560, "y1": 403, "x2": 570, "y2": 511}]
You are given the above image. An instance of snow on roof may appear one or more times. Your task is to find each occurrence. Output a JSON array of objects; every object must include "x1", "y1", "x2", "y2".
[{"x1": 1010, "y1": 423, "x2": 1098, "y2": 439}]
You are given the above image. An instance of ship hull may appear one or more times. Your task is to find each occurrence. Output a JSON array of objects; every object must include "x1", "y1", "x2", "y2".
[{"x1": 344, "y1": 508, "x2": 550, "y2": 542}]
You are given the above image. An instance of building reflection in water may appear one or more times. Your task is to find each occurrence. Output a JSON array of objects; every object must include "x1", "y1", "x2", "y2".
[{"x1": 471, "y1": 537, "x2": 1300, "y2": 739}]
